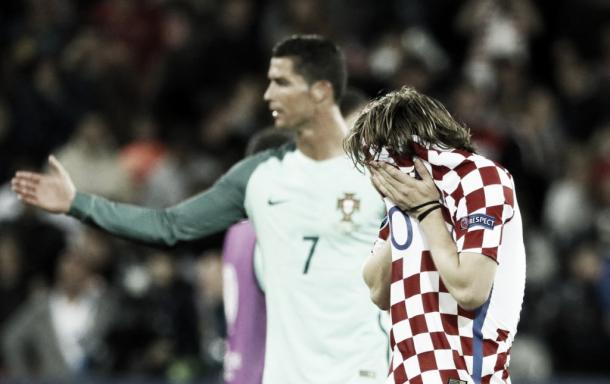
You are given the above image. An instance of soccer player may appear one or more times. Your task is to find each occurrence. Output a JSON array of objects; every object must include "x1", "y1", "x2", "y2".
[
  {"x1": 12, "y1": 35, "x2": 389, "y2": 383},
  {"x1": 344, "y1": 87, "x2": 526, "y2": 384}
]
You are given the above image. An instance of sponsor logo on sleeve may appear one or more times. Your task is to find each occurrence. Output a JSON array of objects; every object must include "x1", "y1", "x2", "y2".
[{"x1": 459, "y1": 213, "x2": 496, "y2": 230}]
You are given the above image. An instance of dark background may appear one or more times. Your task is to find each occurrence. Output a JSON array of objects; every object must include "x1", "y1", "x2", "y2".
[{"x1": 0, "y1": 0, "x2": 609, "y2": 382}]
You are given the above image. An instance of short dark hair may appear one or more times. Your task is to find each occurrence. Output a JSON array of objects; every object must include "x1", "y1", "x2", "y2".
[{"x1": 272, "y1": 34, "x2": 347, "y2": 102}]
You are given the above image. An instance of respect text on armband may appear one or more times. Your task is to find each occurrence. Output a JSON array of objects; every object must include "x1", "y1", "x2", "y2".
[{"x1": 459, "y1": 213, "x2": 496, "y2": 230}]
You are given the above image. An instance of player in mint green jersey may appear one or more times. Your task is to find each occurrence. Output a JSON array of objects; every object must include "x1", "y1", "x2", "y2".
[{"x1": 12, "y1": 35, "x2": 388, "y2": 384}]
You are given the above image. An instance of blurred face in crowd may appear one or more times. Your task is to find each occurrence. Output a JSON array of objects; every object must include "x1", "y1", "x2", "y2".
[
  {"x1": 57, "y1": 252, "x2": 92, "y2": 298},
  {"x1": 264, "y1": 57, "x2": 316, "y2": 131}
]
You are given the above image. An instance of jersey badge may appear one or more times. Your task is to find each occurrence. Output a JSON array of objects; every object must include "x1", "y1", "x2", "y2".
[
  {"x1": 337, "y1": 193, "x2": 360, "y2": 233},
  {"x1": 459, "y1": 213, "x2": 495, "y2": 230},
  {"x1": 337, "y1": 193, "x2": 360, "y2": 222}
]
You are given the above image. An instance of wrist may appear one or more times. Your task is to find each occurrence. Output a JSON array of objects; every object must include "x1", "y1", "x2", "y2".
[
  {"x1": 65, "y1": 188, "x2": 77, "y2": 213},
  {"x1": 416, "y1": 204, "x2": 442, "y2": 222},
  {"x1": 409, "y1": 200, "x2": 440, "y2": 217},
  {"x1": 68, "y1": 191, "x2": 91, "y2": 218}
]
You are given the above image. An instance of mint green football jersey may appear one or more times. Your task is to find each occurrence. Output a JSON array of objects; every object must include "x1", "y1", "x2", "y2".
[{"x1": 70, "y1": 143, "x2": 389, "y2": 383}]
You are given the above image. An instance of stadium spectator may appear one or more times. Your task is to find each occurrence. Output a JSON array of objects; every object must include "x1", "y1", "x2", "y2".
[
  {"x1": 55, "y1": 112, "x2": 133, "y2": 201},
  {"x1": 1, "y1": 246, "x2": 118, "y2": 379}
]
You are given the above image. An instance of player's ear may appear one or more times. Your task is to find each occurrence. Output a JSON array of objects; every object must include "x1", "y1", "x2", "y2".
[{"x1": 310, "y1": 81, "x2": 332, "y2": 103}]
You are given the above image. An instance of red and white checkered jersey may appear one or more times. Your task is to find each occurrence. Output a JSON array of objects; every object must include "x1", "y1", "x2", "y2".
[{"x1": 375, "y1": 142, "x2": 526, "y2": 384}]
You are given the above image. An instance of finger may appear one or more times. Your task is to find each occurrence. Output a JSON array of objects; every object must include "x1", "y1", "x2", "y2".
[
  {"x1": 370, "y1": 172, "x2": 391, "y2": 199},
  {"x1": 372, "y1": 171, "x2": 403, "y2": 205},
  {"x1": 368, "y1": 171, "x2": 385, "y2": 197},
  {"x1": 377, "y1": 162, "x2": 417, "y2": 187},
  {"x1": 375, "y1": 169, "x2": 408, "y2": 209},
  {"x1": 48, "y1": 155, "x2": 68, "y2": 178},
  {"x1": 14, "y1": 172, "x2": 42, "y2": 184},
  {"x1": 414, "y1": 158, "x2": 433, "y2": 182},
  {"x1": 11, "y1": 179, "x2": 37, "y2": 195},
  {"x1": 12, "y1": 186, "x2": 37, "y2": 201},
  {"x1": 13, "y1": 188, "x2": 37, "y2": 202},
  {"x1": 12, "y1": 176, "x2": 37, "y2": 190},
  {"x1": 21, "y1": 194, "x2": 40, "y2": 206}
]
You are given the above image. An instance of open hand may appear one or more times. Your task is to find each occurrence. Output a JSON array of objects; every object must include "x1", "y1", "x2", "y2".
[
  {"x1": 369, "y1": 158, "x2": 440, "y2": 213},
  {"x1": 11, "y1": 155, "x2": 76, "y2": 214}
]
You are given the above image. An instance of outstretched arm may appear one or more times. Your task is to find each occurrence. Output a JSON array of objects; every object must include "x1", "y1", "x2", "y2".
[
  {"x1": 12, "y1": 155, "x2": 258, "y2": 246},
  {"x1": 370, "y1": 158, "x2": 497, "y2": 310}
]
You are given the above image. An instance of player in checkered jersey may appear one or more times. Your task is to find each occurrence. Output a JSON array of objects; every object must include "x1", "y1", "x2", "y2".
[{"x1": 345, "y1": 87, "x2": 526, "y2": 384}]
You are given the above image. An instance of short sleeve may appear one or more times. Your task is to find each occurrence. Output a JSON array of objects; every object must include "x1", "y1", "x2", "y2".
[
  {"x1": 368, "y1": 215, "x2": 390, "y2": 257},
  {"x1": 378, "y1": 215, "x2": 390, "y2": 241},
  {"x1": 452, "y1": 164, "x2": 515, "y2": 262}
]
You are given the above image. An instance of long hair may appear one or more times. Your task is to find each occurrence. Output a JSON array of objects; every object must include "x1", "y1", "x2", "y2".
[{"x1": 344, "y1": 87, "x2": 474, "y2": 168}]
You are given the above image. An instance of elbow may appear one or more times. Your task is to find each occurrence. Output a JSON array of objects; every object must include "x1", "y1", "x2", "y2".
[
  {"x1": 370, "y1": 285, "x2": 390, "y2": 310},
  {"x1": 453, "y1": 287, "x2": 490, "y2": 311},
  {"x1": 363, "y1": 271, "x2": 391, "y2": 310},
  {"x1": 159, "y1": 210, "x2": 180, "y2": 247},
  {"x1": 163, "y1": 236, "x2": 178, "y2": 247}
]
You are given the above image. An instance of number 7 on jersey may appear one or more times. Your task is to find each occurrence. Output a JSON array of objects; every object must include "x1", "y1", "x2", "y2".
[{"x1": 302, "y1": 236, "x2": 319, "y2": 274}]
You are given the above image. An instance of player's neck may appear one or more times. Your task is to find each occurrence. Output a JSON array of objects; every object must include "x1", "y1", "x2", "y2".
[{"x1": 296, "y1": 106, "x2": 347, "y2": 161}]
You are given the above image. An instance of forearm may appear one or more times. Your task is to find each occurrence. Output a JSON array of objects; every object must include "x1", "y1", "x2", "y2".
[
  {"x1": 363, "y1": 240, "x2": 392, "y2": 310},
  {"x1": 69, "y1": 192, "x2": 183, "y2": 246},
  {"x1": 369, "y1": 158, "x2": 497, "y2": 310},
  {"x1": 69, "y1": 190, "x2": 243, "y2": 246},
  {"x1": 417, "y1": 209, "x2": 492, "y2": 310}
]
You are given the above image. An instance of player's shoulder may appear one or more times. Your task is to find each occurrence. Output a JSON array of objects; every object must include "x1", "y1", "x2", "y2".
[
  {"x1": 247, "y1": 141, "x2": 296, "y2": 165},
  {"x1": 229, "y1": 142, "x2": 296, "y2": 176},
  {"x1": 455, "y1": 151, "x2": 513, "y2": 187}
]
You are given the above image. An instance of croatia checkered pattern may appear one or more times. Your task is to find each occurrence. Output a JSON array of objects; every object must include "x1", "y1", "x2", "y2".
[{"x1": 375, "y1": 143, "x2": 525, "y2": 384}]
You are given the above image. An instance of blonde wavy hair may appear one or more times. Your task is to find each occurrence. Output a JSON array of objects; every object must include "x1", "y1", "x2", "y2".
[{"x1": 344, "y1": 87, "x2": 474, "y2": 168}]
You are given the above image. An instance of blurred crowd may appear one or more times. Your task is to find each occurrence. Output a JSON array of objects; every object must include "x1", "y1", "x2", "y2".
[{"x1": 0, "y1": 0, "x2": 609, "y2": 382}]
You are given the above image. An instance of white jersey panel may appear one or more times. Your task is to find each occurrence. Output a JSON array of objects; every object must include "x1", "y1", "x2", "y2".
[{"x1": 245, "y1": 149, "x2": 388, "y2": 384}]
